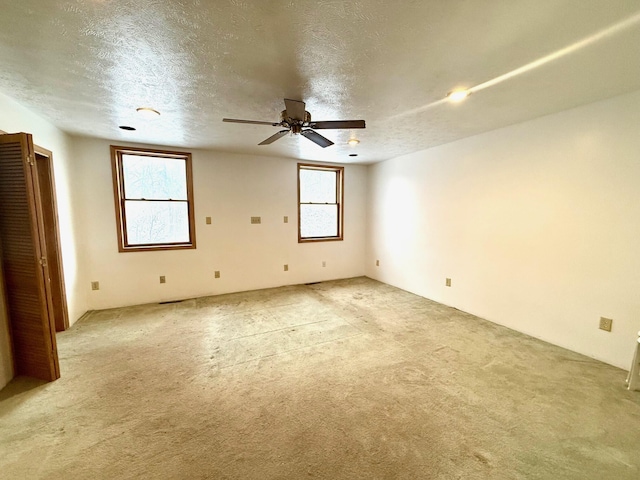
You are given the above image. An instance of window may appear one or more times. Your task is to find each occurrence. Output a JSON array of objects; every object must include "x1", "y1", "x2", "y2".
[
  {"x1": 298, "y1": 163, "x2": 344, "y2": 242},
  {"x1": 111, "y1": 146, "x2": 196, "y2": 252}
]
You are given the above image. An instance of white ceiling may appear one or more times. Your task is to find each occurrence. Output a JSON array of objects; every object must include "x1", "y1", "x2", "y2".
[{"x1": 1, "y1": 0, "x2": 640, "y2": 164}]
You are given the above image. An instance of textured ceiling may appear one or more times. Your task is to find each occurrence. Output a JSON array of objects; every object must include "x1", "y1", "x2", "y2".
[{"x1": 1, "y1": 0, "x2": 640, "y2": 164}]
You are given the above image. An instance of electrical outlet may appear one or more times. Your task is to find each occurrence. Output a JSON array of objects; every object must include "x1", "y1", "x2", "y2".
[
  {"x1": 446, "y1": 278, "x2": 452, "y2": 287},
  {"x1": 214, "y1": 271, "x2": 220, "y2": 279},
  {"x1": 91, "y1": 281, "x2": 99, "y2": 291},
  {"x1": 159, "y1": 276, "x2": 166, "y2": 284},
  {"x1": 284, "y1": 264, "x2": 289, "y2": 272},
  {"x1": 322, "y1": 261, "x2": 326, "y2": 267},
  {"x1": 376, "y1": 260, "x2": 379, "y2": 267},
  {"x1": 599, "y1": 317, "x2": 613, "y2": 332},
  {"x1": 206, "y1": 216, "x2": 212, "y2": 225},
  {"x1": 251, "y1": 216, "x2": 261, "y2": 224},
  {"x1": 284, "y1": 216, "x2": 288, "y2": 223}
]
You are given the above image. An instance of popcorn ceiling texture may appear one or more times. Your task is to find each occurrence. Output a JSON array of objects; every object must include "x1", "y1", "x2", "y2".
[{"x1": 1, "y1": 1, "x2": 640, "y2": 163}]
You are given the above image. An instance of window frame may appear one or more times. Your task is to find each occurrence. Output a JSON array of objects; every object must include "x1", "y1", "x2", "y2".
[
  {"x1": 297, "y1": 163, "x2": 344, "y2": 243},
  {"x1": 110, "y1": 145, "x2": 196, "y2": 252}
]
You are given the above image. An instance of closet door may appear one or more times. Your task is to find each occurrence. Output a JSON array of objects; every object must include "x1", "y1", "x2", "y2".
[
  {"x1": 0, "y1": 133, "x2": 59, "y2": 381},
  {"x1": 35, "y1": 148, "x2": 69, "y2": 332}
]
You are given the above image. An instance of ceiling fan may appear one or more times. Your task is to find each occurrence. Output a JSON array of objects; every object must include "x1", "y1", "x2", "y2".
[{"x1": 223, "y1": 98, "x2": 365, "y2": 148}]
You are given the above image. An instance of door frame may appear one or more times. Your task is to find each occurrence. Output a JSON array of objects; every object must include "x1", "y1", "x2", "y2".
[{"x1": 33, "y1": 145, "x2": 69, "y2": 331}]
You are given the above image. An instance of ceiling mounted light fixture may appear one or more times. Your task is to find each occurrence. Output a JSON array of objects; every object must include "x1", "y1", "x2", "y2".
[
  {"x1": 348, "y1": 138, "x2": 360, "y2": 146},
  {"x1": 136, "y1": 107, "x2": 161, "y2": 118},
  {"x1": 446, "y1": 89, "x2": 471, "y2": 103},
  {"x1": 119, "y1": 125, "x2": 136, "y2": 131}
]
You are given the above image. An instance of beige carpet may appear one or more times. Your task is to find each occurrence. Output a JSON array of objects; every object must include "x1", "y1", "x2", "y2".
[{"x1": 1, "y1": 277, "x2": 639, "y2": 479}]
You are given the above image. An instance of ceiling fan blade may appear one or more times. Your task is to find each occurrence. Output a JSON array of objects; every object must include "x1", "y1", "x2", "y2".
[
  {"x1": 301, "y1": 129, "x2": 334, "y2": 148},
  {"x1": 284, "y1": 98, "x2": 306, "y2": 121},
  {"x1": 308, "y1": 120, "x2": 366, "y2": 129},
  {"x1": 259, "y1": 129, "x2": 289, "y2": 145},
  {"x1": 223, "y1": 118, "x2": 279, "y2": 126}
]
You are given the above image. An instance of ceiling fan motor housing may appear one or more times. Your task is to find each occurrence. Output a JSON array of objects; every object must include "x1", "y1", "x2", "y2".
[{"x1": 281, "y1": 110, "x2": 311, "y2": 133}]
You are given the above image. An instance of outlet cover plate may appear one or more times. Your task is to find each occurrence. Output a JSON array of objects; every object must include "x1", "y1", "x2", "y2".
[
  {"x1": 91, "y1": 281, "x2": 99, "y2": 290},
  {"x1": 251, "y1": 216, "x2": 261, "y2": 224},
  {"x1": 214, "y1": 271, "x2": 220, "y2": 279},
  {"x1": 446, "y1": 278, "x2": 452, "y2": 287},
  {"x1": 599, "y1": 317, "x2": 613, "y2": 332}
]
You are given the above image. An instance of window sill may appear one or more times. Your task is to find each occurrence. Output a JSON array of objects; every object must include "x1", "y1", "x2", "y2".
[
  {"x1": 298, "y1": 237, "x2": 343, "y2": 243},
  {"x1": 118, "y1": 243, "x2": 196, "y2": 253}
]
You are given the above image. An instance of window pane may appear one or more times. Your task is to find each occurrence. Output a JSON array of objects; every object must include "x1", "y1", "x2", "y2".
[
  {"x1": 300, "y1": 204, "x2": 338, "y2": 238},
  {"x1": 125, "y1": 201, "x2": 190, "y2": 245},
  {"x1": 300, "y1": 169, "x2": 336, "y2": 203},
  {"x1": 122, "y1": 155, "x2": 187, "y2": 200}
]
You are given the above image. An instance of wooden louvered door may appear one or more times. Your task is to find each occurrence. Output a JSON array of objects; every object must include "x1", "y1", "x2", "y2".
[{"x1": 0, "y1": 133, "x2": 59, "y2": 381}]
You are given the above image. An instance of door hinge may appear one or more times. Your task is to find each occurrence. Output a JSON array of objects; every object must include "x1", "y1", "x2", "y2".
[
  {"x1": 39, "y1": 256, "x2": 47, "y2": 267},
  {"x1": 26, "y1": 154, "x2": 35, "y2": 166}
]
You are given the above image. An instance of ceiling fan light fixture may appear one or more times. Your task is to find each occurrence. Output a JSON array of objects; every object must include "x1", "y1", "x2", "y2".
[
  {"x1": 348, "y1": 138, "x2": 360, "y2": 146},
  {"x1": 136, "y1": 107, "x2": 161, "y2": 118},
  {"x1": 447, "y1": 89, "x2": 471, "y2": 102}
]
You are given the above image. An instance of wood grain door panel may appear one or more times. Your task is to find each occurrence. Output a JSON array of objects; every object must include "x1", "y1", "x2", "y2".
[
  {"x1": 35, "y1": 149, "x2": 69, "y2": 332},
  {"x1": 0, "y1": 133, "x2": 59, "y2": 381}
]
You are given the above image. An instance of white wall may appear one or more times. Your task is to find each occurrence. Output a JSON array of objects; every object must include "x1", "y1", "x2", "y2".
[
  {"x1": 72, "y1": 137, "x2": 367, "y2": 310},
  {"x1": 367, "y1": 89, "x2": 640, "y2": 369},
  {"x1": 0, "y1": 90, "x2": 89, "y2": 389}
]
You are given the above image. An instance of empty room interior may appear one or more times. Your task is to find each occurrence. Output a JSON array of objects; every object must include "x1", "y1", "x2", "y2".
[{"x1": 1, "y1": 1, "x2": 640, "y2": 478}]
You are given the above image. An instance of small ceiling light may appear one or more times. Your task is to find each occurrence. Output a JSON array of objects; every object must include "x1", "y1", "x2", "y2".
[
  {"x1": 119, "y1": 125, "x2": 136, "y2": 131},
  {"x1": 136, "y1": 107, "x2": 161, "y2": 118},
  {"x1": 446, "y1": 89, "x2": 471, "y2": 103},
  {"x1": 348, "y1": 138, "x2": 360, "y2": 146}
]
